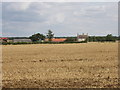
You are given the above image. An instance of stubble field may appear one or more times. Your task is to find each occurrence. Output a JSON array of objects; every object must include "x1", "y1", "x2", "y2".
[{"x1": 2, "y1": 42, "x2": 119, "y2": 88}]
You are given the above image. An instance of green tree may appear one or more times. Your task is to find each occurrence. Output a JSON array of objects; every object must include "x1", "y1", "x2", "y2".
[
  {"x1": 96, "y1": 37, "x2": 106, "y2": 42},
  {"x1": 88, "y1": 36, "x2": 93, "y2": 42},
  {"x1": 92, "y1": 36, "x2": 97, "y2": 42},
  {"x1": 106, "y1": 34, "x2": 115, "y2": 42},
  {"x1": 46, "y1": 30, "x2": 54, "y2": 42},
  {"x1": 118, "y1": 36, "x2": 120, "y2": 40},
  {"x1": 29, "y1": 33, "x2": 45, "y2": 42}
]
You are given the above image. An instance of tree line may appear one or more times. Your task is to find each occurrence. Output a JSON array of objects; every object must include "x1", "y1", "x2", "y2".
[
  {"x1": 6, "y1": 30, "x2": 120, "y2": 43},
  {"x1": 88, "y1": 34, "x2": 119, "y2": 42},
  {"x1": 29, "y1": 30, "x2": 119, "y2": 42}
]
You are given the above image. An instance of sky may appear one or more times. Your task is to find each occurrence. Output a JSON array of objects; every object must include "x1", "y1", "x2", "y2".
[{"x1": 1, "y1": 2, "x2": 118, "y2": 37}]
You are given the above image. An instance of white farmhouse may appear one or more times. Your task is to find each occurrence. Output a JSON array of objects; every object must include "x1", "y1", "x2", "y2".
[{"x1": 77, "y1": 33, "x2": 88, "y2": 42}]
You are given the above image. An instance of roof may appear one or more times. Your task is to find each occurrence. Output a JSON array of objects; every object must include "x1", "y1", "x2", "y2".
[
  {"x1": 77, "y1": 35, "x2": 88, "y2": 38},
  {"x1": 52, "y1": 38, "x2": 67, "y2": 42},
  {"x1": 45, "y1": 38, "x2": 67, "y2": 42},
  {"x1": 0, "y1": 38, "x2": 8, "y2": 40}
]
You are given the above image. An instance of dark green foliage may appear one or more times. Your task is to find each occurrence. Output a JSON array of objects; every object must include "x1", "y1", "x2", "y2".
[
  {"x1": 106, "y1": 34, "x2": 115, "y2": 42},
  {"x1": 1, "y1": 41, "x2": 88, "y2": 45},
  {"x1": 118, "y1": 36, "x2": 120, "y2": 40},
  {"x1": 46, "y1": 30, "x2": 54, "y2": 42},
  {"x1": 29, "y1": 33, "x2": 45, "y2": 42},
  {"x1": 93, "y1": 36, "x2": 97, "y2": 42},
  {"x1": 89, "y1": 36, "x2": 106, "y2": 42},
  {"x1": 2, "y1": 42, "x2": 7, "y2": 45},
  {"x1": 88, "y1": 34, "x2": 117, "y2": 42}
]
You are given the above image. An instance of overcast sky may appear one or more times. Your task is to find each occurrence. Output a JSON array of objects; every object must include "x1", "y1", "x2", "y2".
[{"x1": 2, "y1": 2, "x2": 118, "y2": 37}]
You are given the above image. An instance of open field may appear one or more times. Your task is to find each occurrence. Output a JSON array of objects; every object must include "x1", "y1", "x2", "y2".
[{"x1": 2, "y1": 42, "x2": 119, "y2": 88}]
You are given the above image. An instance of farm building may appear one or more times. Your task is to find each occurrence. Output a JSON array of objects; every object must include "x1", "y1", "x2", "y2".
[
  {"x1": 77, "y1": 33, "x2": 88, "y2": 42},
  {"x1": 0, "y1": 38, "x2": 8, "y2": 43},
  {"x1": 13, "y1": 39, "x2": 32, "y2": 43},
  {"x1": 7, "y1": 39, "x2": 13, "y2": 43},
  {"x1": 45, "y1": 38, "x2": 67, "y2": 42}
]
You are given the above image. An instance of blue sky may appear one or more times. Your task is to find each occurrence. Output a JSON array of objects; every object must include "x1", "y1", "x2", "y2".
[{"x1": 2, "y1": 2, "x2": 118, "y2": 37}]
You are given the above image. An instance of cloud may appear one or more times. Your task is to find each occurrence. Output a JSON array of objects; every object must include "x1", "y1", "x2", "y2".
[
  {"x1": 45, "y1": 13, "x2": 65, "y2": 25},
  {"x1": 2, "y1": 2, "x2": 118, "y2": 37},
  {"x1": 5, "y1": 2, "x2": 31, "y2": 11},
  {"x1": 55, "y1": 13, "x2": 65, "y2": 23}
]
